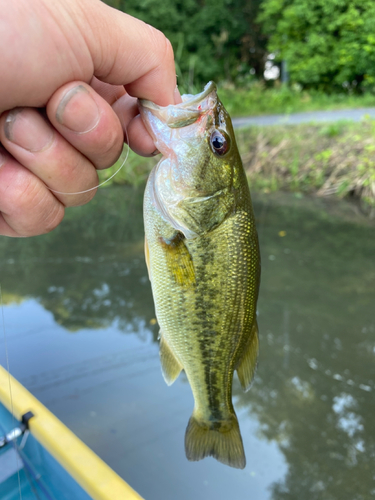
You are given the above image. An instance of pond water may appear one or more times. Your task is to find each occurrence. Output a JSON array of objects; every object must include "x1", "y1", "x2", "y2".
[{"x1": 1, "y1": 187, "x2": 374, "y2": 500}]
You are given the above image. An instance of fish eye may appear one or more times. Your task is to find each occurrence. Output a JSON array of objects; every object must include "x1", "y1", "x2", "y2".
[{"x1": 210, "y1": 130, "x2": 230, "y2": 156}]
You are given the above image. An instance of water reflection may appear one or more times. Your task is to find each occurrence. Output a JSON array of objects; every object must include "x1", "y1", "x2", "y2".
[
  {"x1": 235, "y1": 193, "x2": 375, "y2": 499},
  {"x1": 1, "y1": 187, "x2": 375, "y2": 499},
  {"x1": 0, "y1": 188, "x2": 156, "y2": 334}
]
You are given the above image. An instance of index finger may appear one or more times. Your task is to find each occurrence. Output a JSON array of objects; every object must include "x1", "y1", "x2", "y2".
[{"x1": 80, "y1": 2, "x2": 177, "y2": 106}]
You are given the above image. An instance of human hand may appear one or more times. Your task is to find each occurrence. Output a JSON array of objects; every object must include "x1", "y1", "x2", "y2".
[{"x1": 0, "y1": 0, "x2": 180, "y2": 237}]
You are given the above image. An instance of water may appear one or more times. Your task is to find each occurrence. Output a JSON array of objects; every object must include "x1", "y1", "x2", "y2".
[{"x1": 1, "y1": 187, "x2": 374, "y2": 500}]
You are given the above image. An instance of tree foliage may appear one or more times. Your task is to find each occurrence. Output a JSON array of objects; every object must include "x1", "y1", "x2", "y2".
[
  {"x1": 259, "y1": 0, "x2": 375, "y2": 92},
  {"x1": 103, "y1": 0, "x2": 375, "y2": 93},
  {"x1": 104, "y1": 0, "x2": 267, "y2": 89}
]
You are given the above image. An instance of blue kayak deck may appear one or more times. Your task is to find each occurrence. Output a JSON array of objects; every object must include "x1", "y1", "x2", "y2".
[{"x1": 0, "y1": 403, "x2": 92, "y2": 500}]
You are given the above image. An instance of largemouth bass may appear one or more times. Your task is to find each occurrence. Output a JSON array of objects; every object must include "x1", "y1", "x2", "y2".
[{"x1": 139, "y1": 82, "x2": 260, "y2": 469}]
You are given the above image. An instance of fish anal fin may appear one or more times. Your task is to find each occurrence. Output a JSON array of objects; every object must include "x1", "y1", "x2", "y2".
[
  {"x1": 159, "y1": 334, "x2": 183, "y2": 386},
  {"x1": 185, "y1": 413, "x2": 246, "y2": 469},
  {"x1": 237, "y1": 320, "x2": 259, "y2": 392}
]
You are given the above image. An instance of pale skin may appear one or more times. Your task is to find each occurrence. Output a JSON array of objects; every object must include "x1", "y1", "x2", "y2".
[{"x1": 0, "y1": 0, "x2": 181, "y2": 237}]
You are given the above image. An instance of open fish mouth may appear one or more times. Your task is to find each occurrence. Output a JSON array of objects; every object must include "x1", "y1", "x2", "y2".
[
  {"x1": 139, "y1": 82, "x2": 217, "y2": 129},
  {"x1": 140, "y1": 81, "x2": 217, "y2": 111},
  {"x1": 180, "y1": 81, "x2": 217, "y2": 106}
]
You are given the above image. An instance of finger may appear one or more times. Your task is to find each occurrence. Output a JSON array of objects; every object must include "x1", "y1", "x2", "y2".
[
  {"x1": 0, "y1": 148, "x2": 64, "y2": 237},
  {"x1": 127, "y1": 116, "x2": 158, "y2": 157},
  {"x1": 112, "y1": 87, "x2": 183, "y2": 157},
  {"x1": 0, "y1": 1, "x2": 177, "y2": 113},
  {"x1": 89, "y1": 78, "x2": 157, "y2": 155},
  {"x1": 89, "y1": 77, "x2": 126, "y2": 105},
  {"x1": 174, "y1": 87, "x2": 183, "y2": 105},
  {"x1": 80, "y1": 1, "x2": 177, "y2": 105},
  {"x1": 0, "y1": 107, "x2": 98, "y2": 207},
  {"x1": 112, "y1": 93, "x2": 156, "y2": 156},
  {"x1": 47, "y1": 82, "x2": 124, "y2": 170}
]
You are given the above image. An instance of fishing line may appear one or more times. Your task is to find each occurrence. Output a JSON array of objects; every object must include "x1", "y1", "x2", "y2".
[
  {"x1": 0, "y1": 284, "x2": 23, "y2": 500},
  {"x1": 0, "y1": 105, "x2": 134, "y2": 500},
  {"x1": 49, "y1": 127, "x2": 130, "y2": 196}
]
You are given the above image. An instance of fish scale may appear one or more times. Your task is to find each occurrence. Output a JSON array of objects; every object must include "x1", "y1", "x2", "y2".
[{"x1": 140, "y1": 82, "x2": 260, "y2": 469}]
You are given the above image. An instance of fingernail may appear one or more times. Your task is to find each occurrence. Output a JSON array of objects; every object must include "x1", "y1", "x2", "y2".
[
  {"x1": 56, "y1": 85, "x2": 100, "y2": 133},
  {"x1": 174, "y1": 86, "x2": 182, "y2": 105},
  {"x1": 4, "y1": 108, "x2": 54, "y2": 152}
]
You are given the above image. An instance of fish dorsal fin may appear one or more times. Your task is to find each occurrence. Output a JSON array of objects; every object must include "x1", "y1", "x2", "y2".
[
  {"x1": 236, "y1": 320, "x2": 259, "y2": 392},
  {"x1": 159, "y1": 334, "x2": 183, "y2": 385}
]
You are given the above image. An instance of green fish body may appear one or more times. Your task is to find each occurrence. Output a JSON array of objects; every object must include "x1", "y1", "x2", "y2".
[{"x1": 139, "y1": 82, "x2": 260, "y2": 469}]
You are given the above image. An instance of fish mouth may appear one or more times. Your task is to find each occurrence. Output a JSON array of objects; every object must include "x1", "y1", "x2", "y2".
[
  {"x1": 139, "y1": 81, "x2": 217, "y2": 112},
  {"x1": 139, "y1": 82, "x2": 217, "y2": 129},
  {"x1": 180, "y1": 81, "x2": 217, "y2": 107}
]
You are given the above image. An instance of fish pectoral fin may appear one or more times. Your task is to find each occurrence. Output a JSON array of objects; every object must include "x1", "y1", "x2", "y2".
[
  {"x1": 159, "y1": 334, "x2": 183, "y2": 386},
  {"x1": 185, "y1": 412, "x2": 246, "y2": 469},
  {"x1": 161, "y1": 233, "x2": 196, "y2": 286},
  {"x1": 144, "y1": 236, "x2": 151, "y2": 280},
  {"x1": 236, "y1": 319, "x2": 259, "y2": 392}
]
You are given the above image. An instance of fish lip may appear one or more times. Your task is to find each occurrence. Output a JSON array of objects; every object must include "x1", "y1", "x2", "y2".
[{"x1": 139, "y1": 81, "x2": 217, "y2": 111}]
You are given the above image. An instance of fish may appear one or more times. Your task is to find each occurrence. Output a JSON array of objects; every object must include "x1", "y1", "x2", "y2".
[{"x1": 139, "y1": 81, "x2": 260, "y2": 469}]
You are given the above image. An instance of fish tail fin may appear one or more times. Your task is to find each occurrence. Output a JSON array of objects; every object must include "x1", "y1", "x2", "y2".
[{"x1": 185, "y1": 412, "x2": 246, "y2": 469}]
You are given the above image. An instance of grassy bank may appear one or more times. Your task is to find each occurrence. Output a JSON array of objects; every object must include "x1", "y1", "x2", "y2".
[
  {"x1": 237, "y1": 119, "x2": 375, "y2": 208},
  {"x1": 99, "y1": 118, "x2": 375, "y2": 210},
  {"x1": 219, "y1": 84, "x2": 375, "y2": 117}
]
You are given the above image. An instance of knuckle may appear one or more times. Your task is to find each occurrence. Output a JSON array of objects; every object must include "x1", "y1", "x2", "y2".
[
  {"x1": 97, "y1": 127, "x2": 123, "y2": 168},
  {"x1": 11, "y1": 173, "x2": 64, "y2": 236},
  {"x1": 55, "y1": 154, "x2": 98, "y2": 206},
  {"x1": 70, "y1": 187, "x2": 97, "y2": 207},
  {"x1": 3, "y1": 167, "x2": 40, "y2": 212},
  {"x1": 0, "y1": 160, "x2": 64, "y2": 236},
  {"x1": 22, "y1": 186, "x2": 64, "y2": 235},
  {"x1": 41, "y1": 203, "x2": 65, "y2": 234}
]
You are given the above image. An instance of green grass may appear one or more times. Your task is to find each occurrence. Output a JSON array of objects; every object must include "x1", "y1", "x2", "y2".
[
  {"x1": 218, "y1": 82, "x2": 375, "y2": 117},
  {"x1": 237, "y1": 118, "x2": 375, "y2": 208}
]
